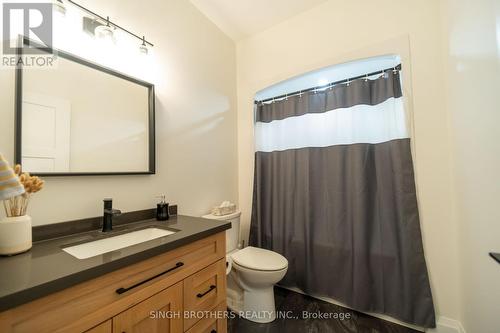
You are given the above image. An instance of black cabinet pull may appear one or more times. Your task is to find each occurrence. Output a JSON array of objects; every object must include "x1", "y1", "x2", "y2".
[
  {"x1": 116, "y1": 262, "x2": 184, "y2": 294},
  {"x1": 211, "y1": 330, "x2": 217, "y2": 333},
  {"x1": 196, "y1": 285, "x2": 216, "y2": 298}
]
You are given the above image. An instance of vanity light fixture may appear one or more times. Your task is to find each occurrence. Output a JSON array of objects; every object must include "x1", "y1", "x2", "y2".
[
  {"x1": 139, "y1": 36, "x2": 149, "y2": 54},
  {"x1": 66, "y1": 0, "x2": 154, "y2": 49},
  {"x1": 94, "y1": 16, "x2": 115, "y2": 43},
  {"x1": 52, "y1": 0, "x2": 66, "y2": 16}
]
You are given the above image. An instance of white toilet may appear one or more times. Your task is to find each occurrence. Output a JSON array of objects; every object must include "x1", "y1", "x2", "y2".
[{"x1": 202, "y1": 211, "x2": 288, "y2": 323}]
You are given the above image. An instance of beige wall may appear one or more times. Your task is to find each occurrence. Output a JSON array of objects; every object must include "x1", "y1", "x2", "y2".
[
  {"x1": 441, "y1": 0, "x2": 500, "y2": 332},
  {"x1": 0, "y1": 0, "x2": 238, "y2": 225},
  {"x1": 236, "y1": 0, "x2": 461, "y2": 326}
]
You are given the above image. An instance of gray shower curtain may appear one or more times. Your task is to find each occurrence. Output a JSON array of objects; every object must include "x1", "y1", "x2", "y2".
[{"x1": 249, "y1": 69, "x2": 436, "y2": 328}]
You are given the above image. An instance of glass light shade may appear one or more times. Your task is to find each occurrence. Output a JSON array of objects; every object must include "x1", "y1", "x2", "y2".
[
  {"x1": 139, "y1": 44, "x2": 148, "y2": 54},
  {"x1": 53, "y1": 0, "x2": 66, "y2": 16},
  {"x1": 94, "y1": 24, "x2": 115, "y2": 43}
]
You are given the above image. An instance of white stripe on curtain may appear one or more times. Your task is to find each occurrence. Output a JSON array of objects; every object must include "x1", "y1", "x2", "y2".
[{"x1": 255, "y1": 97, "x2": 408, "y2": 153}]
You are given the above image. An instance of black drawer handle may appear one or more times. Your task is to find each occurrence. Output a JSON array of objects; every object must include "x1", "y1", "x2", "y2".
[
  {"x1": 211, "y1": 330, "x2": 216, "y2": 333},
  {"x1": 116, "y1": 262, "x2": 184, "y2": 294},
  {"x1": 197, "y1": 285, "x2": 216, "y2": 298}
]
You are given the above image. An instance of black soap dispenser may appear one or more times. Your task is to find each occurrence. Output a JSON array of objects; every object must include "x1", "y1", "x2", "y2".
[{"x1": 156, "y1": 195, "x2": 169, "y2": 221}]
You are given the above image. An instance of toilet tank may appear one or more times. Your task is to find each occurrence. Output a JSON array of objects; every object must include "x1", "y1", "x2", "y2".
[{"x1": 202, "y1": 211, "x2": 241, "y2": 253}]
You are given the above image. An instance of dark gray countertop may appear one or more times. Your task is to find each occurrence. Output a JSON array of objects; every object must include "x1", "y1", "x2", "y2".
[{"x1": 0, "y1": 215, "x2": 230, "y2": 311}]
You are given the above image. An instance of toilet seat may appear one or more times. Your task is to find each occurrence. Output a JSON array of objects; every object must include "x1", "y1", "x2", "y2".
[{"x1": 231, "y1": 246, "x2": 288, "y2": 271}]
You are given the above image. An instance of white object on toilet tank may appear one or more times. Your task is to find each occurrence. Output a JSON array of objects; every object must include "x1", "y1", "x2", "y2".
[{"x1": 202, "y1": 210, "x2": 241, "y2": 253}]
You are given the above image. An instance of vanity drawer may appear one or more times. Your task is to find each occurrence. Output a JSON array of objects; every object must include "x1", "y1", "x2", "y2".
[
  {"x1": 0, "y1": 232, "x2": 225, "y2": 333},
  {"x1": 183, "y1": 259, "x2": 226, "y2": 330},
  {"x1": 185, "y1": 302, "x2": 227, "y2": 333},
  {"x1": 113, "y1": 281, "x2": 183, "y2": 333}
]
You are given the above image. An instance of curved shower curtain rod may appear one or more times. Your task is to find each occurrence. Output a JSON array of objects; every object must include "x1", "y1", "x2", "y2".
[{"x1": 255, "y1": 63, "x2": 402, "y2": 105}]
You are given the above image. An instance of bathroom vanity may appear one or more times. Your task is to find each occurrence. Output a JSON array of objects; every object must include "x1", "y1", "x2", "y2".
[{"x1": 0, "y1": 215, "x2": 230, "y2": 333}]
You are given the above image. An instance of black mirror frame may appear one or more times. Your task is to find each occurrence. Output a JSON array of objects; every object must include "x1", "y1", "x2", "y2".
[{"x1": 14, "y1": 37, "x2": 156, "y2": 176}]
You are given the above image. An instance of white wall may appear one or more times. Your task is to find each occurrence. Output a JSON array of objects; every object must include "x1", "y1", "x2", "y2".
[
  {"x1": 236, "y1": 0, "x2": 461, "y2": 328},
  {"x1": 441, "y1": 0, "x2": 500, "y2": 332},
  {"x1": 0, "y1": 0, "x2": 238, "y2": 225}
]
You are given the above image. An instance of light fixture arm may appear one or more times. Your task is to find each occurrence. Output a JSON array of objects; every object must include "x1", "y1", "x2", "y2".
[{"x1": 66, "y1": 0, "x2": 154, "y2": 47}]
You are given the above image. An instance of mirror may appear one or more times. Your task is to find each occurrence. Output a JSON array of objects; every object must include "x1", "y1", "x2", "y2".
[{"x1": 15, "y1": 39, "x2": 155, "y2": 176}]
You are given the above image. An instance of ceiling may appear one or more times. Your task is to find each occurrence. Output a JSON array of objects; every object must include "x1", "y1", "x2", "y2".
[{"x1": 190, "y1": 0, "x2": 329, "y2": 41}]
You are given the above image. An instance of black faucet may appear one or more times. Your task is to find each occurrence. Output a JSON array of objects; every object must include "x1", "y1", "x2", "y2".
[{"x1": 102, "y1": 198, "x2": 121, "y2": 232}]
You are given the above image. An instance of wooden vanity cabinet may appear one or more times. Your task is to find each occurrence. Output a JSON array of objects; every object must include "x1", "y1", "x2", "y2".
[
  {"x1": 112, "y1": 281, "x2": 183, "y2": 333},
  {"x1": 85, "y1": 320, "x2": 112, "y2": 333},
  {"x1": 186, "y1": 302, "x2": 227, "y2": 333},
  {"x1": 184, "y1": 260, "x2": 226, "y2": 330},
  {"x1": 0, "y1": 232, "x2": 227, "y2": 333}
]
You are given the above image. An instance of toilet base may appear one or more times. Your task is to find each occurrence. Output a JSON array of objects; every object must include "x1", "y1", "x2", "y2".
[
  {"x1": 226, "y1": 280, "x2": 244, "y2": 313},
  {"x1": 227, "y1": 279, "x2": 277, "y2": 323},
  {"x1": 241, "y1": 286, "x2": 276, "y2": 323},
  {"x1": 226, "y1": 249, "x2": 288, "y2": 324}
]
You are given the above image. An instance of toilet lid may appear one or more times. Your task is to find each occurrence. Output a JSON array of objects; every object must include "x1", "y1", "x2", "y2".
[{"x1": 231, "y1": 246, "x2": 288, "y2": 271}]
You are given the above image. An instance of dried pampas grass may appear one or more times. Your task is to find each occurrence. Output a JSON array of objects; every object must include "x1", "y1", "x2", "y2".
[{"x1": 3, "y1": 164, "x2": 44, "y2": 217}]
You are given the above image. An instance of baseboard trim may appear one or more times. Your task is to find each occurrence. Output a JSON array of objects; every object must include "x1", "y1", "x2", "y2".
[{"x1": 428, "y1": 317, "x2": 466, "y2": 333}]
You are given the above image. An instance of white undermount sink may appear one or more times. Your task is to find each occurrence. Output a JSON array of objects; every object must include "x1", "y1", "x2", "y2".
[{"x1": 62, "y1": 228, "x2": 176, "y2": 259}]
